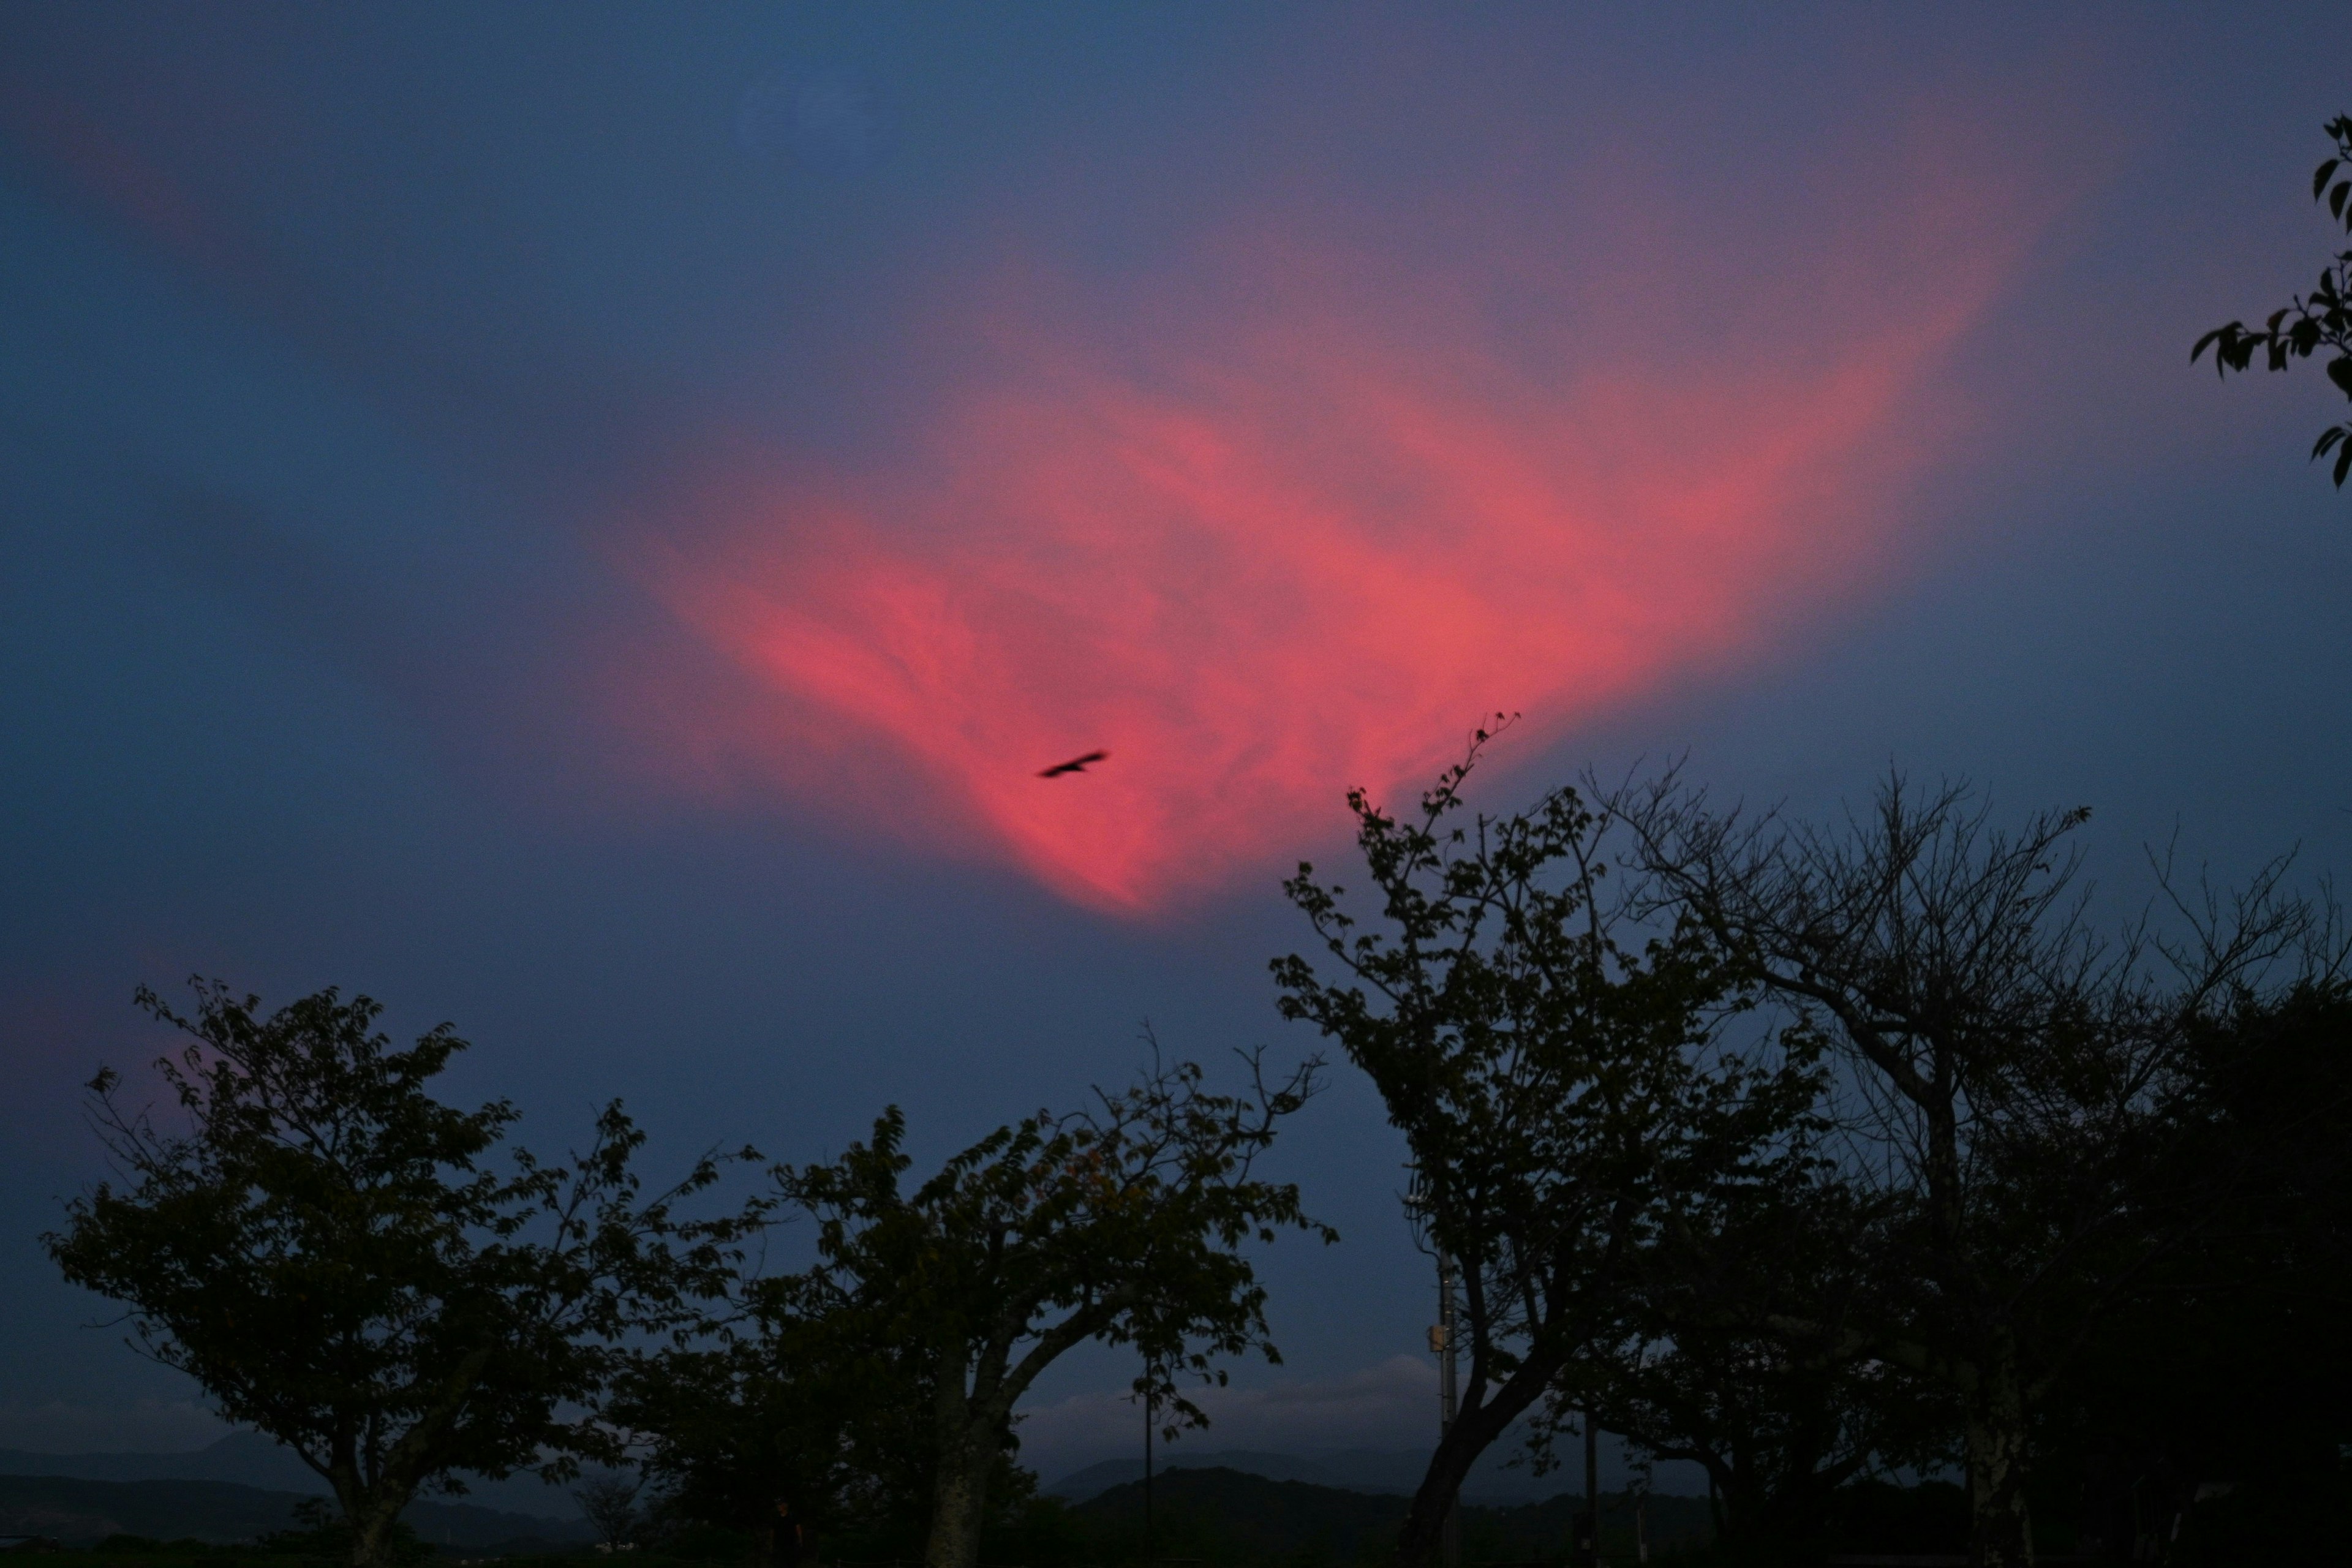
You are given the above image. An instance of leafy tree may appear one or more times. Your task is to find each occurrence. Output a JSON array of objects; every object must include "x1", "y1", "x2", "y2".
[
  {"x1": 2193, "y1": 115, "x2": 2352, "y2": 485},
  {"x1": 1571, "y1": 1160, "x2": 1950, "y2": 1561},
  {"x1": 1616, "y1": 776, "x2": 2330, "y2": 1568},
  {"x1": 2034, "y1": 979, "x2": 2352, "y2": 1562},
  {"x1": 766, "y1": 1047, "x2": 1330, "y2": 1568},
  {"x1": 1273, "y1": 731, "x2": 1822, "y2": 1568},
  {"x1": 44, "y1": 981, "x2": 753, "y2": 1568},
  {"x1": 609, "y1": 1300, "x2": 903, "y2": 1563}
]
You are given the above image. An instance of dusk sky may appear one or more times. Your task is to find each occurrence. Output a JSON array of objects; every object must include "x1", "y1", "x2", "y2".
[{"x1": 4, "y1": 3, "x2": 2350, "y2": 1487}]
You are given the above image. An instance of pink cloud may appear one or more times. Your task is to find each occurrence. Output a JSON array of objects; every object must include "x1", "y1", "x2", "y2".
[{"x1": 631, "y1": 139, "x2": 2045, "y2": 912}]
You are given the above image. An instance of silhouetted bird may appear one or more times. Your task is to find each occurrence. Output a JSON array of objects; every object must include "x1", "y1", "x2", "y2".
[{"x1": 1038, "y1": 750, "x2": 1109, "y2": 778}]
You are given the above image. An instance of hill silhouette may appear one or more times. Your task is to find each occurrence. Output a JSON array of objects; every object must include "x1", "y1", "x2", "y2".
[
  {"x1": 0, "y1": 1434, "x2": 318, "y2": 1491},
  {"x1": 1048, "y1": 1449, "x2": 1369, "y2": 1501},
  {"x1": 1047, "y1": 1444, "x2": 1648, "y2": 1504},
  {"x1": 0, "y1": 1474, "x2": 590, "y2": 1550},
  {"x1": 0, "y1": 1434, "x2": 584, "y2": 1519}
]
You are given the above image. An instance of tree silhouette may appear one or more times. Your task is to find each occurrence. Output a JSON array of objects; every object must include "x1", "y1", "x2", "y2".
[
  {"x1": 1275, "y1": 731, "x2": 1820, "y2": 1568},
  {"x1": 2195, "y1": 115, "x2": 2352, "y2": 486},
  {"x1": 766, "y1": 1047, "x2": 1329, "y2": 1568},
  {"x1": 45, "y1": 981, "x2": 753, "y2": 1568},
  {"x1": 1616, "y1": 777, "x2": 2333, "y2": 1568}
]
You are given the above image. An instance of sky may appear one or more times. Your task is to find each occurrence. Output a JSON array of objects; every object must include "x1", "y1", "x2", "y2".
[{"x1": 3, "y1": 1, "x2": 2350, "y2": 1493}]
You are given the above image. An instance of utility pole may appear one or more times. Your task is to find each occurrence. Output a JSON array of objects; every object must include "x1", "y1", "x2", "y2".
[
  {"x1": 1144, "y1": 1370, "x2": 1155, "y2": 1558},
  {"x1": 1576, "y1": 1407, "x2": 1600, "y2": 1568},
  {"x1": 1407, "y1": 1163, "x2": 1463, "y2": 1568},
  {"x1": 1434, "y1": 1250, "x2": 1462, "y2": 1568}
]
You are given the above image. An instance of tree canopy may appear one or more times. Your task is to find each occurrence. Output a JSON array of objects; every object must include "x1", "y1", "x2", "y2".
[
  {"x1": 608, "y1": 1274, "x2": 914, "y2": 1562},
  {"x1": 1569, "y1": 1155, "x2": 1949, "y2": 1555},
  {"x1": 1274, "y1": 728, "x2": 1822, "y2": 1568},
  {"x1": 722, "y1": 1047, "x2": 1330, "y2": 1568},
  {"x1": 45, "y1": 981, "x2": 753, "y2": 1568}
]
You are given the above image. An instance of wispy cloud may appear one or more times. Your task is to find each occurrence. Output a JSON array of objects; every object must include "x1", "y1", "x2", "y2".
[{"x1": 636, "y1": 114, "x2": 2049, "y2": 911}]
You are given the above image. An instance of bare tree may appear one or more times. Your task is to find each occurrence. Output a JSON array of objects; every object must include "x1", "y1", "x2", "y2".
[
  {"x1": 1613, "y1": 772, "x2": 2335, "y2": 1568},
  {"x1": 573, "y1": 1471, "x2": 643, "y2": 1553}
]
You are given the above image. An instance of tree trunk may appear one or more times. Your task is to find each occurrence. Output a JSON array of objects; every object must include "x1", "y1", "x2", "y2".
[
  {"x1": 347, "y1": 1495, "x2": 407, "y2": 1568},
  {"x1": 1393, "y1": 1355, "x2": 1560, "y2": 1567},
  {"x1": 325, "y1": 1466, "x2": 413, "y2": 1568},
  {"x1": 1717, "y1": 1461, "x2": 1757, "y2": 1550},
  {"x1": 1963, "y1": 1335, "x2": 2034, "y2": 1568},
  {"x1": 328, "y1": 1349, "x2": 487, "y2": 1568},
  {"x1": 756, "y1": 1506, "x2": 810, "y2": 1568},
  {"x1": 923, "y1": 1422, "x2": 993, "y2": 1568}
]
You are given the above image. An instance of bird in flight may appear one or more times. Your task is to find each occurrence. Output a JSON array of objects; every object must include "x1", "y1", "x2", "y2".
[{"x1": 1037, "y1": 749, "x2": 1110, "y2": 778}]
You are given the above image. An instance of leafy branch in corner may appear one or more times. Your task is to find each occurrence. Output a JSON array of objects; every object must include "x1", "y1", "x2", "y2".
[{"x1": 2194, "y1": 115, "x2": 2352, "y2": 486}]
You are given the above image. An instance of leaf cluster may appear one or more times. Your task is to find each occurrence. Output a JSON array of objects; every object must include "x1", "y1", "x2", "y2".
[
  {"x1": 770, "y1": 1044, "x2": 1330, "y2": 1438},
  {"x1": 618, "y1": 1047, "x2": 1330, "y2": 1565},
  {"x1": 611, "y1": 1316, "x2": 894, "y2": 1547},
  {"x1": 1562, "y1": 1161, "x2": 1954, "y2": 1550},
  {"x1": 2027, "y1": 979, "x2": 2352, "y2": 1558},
  {"x1": 2193, "y1": 114, "x2": 2352, "y2": 484}
]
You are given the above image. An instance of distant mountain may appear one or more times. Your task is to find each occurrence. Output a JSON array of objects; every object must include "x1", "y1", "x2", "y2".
[
  {"x1": 0, "y1": 1432, "x2": 315, "y2": 1491},
  {"x1": 0, "y1": 1474, "x2": 592, "y2": 1550},
  {"x1": 0, "y1": 1433, "x2": 582, "y2": 1520},
  {"x1": 1046, "y1": 1449, "x2": 1355, "y2": 1502},
  {"x1": 1306, "y1": 1447, "x2": 1457, "y2": 1496},
  {"x1": 1044, "y1": 1444, "x2": 1589, "y2": 1504}
]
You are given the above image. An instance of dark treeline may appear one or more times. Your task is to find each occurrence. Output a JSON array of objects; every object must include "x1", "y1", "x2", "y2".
[
  {"x1": 45, "y1": 984, "x2": 1327, "y2": 1568},
  {"x1": 1278, "y1": 732, "x2": 2352, "y2": 1568},
  {"x1": 43, "y1": 734, "x2": 2352, "y2": 1568}
]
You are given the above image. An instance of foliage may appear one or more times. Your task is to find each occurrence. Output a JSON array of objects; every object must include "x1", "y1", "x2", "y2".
[
  {"x1": 1273, "y1": 726, "x2": 1822, "y2": 1567},
  {"x1": 610, "y1": 1300, "x2": 906, "y2": 1561},
  {"x1": 44, "y1": 982, "x2": 756, "y2": 1568},
  {"x1": 1570, "y1": 1159, "x2": 1951, "y2": 1560},
  {"x1": 758, "y1": 1046, "x2": 1330, "y2": 1568},
  {"x1": 2193, "y1": 115, "x2": 2352, "y2": 485},
  {"x1": 2030, "y1": 980, "x2": 2352, "y2": 1560}
]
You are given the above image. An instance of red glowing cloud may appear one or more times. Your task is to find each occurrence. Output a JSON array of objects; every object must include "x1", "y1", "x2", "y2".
[{"x1": 639, "y1": 164, "x2": 2041, "y2": 911}]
